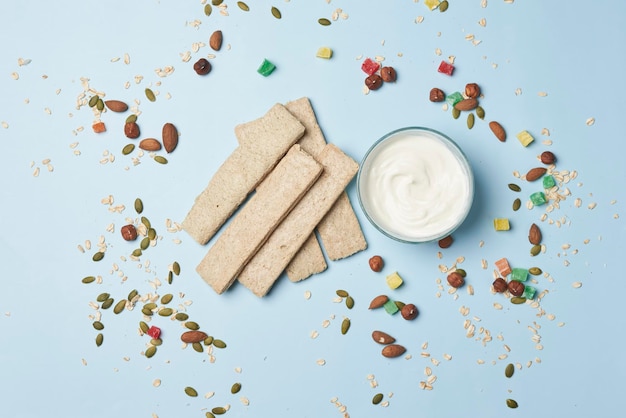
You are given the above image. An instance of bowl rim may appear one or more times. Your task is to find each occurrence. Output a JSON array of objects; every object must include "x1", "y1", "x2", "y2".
[{"x1": 356, "y1": 126, "x2": 474, "y2": 244}]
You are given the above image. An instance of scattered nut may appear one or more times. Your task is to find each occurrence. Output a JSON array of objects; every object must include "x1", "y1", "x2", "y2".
[
  {"x1": 525, "y1": 167, "x2": 548, "y2": 182},
  {"x1": 429, "y1": 87, "x2": 445, "y2": 102},
  {"x1": 507, "y1": 280, "x2": 525, "y2": 297},
  {"x1": 121, "y1": 224, "x2": 138, "y2": 241},
  {"x1": 447, "y1": 271, "x2": 465, "y2": 288},
  {"x1": 381, "y1": 344, "x2": 406, "y2": 358},
  {"x1": 492, "y1": 277, "x2": 508, "y2": 293},
  {"x1": 380, "y1": 66, "x2": 397, "y2": 82},
  {"x1": 193, "y1": 58, "x2": 212, "y2": 75},
  {"x1": 209, "y1": 30, "x2": 223, "y2": 51},
  {"x1": 464, "y1": 83, "x2": 481, "y2": 99},
  {"x1": 528, "y1": 223, "x2": 542, "y2": 245},
  {"x1": 540, "y1": 151, "x2": 556, "y2": 165},
  {"x1": 365, "y1": 74, "x2": 383, "y2": 90},
  {"x1": 369, "y1": 255, "x2": 384, "y2": 272},
  {"x1": 489, "y1": 121, "x2": 506, "y2": 142},
  {"x1": 400, "y1": 303, "x2": 418, "y2": 320},
  {"x1": 368, "y1": 294, "x2": 389, "y2": 309},
  {"x1": 454, "y1": 98, "x2": 479, "y2": 111},
  {"x1": 438, "y1": 235, "x2": 453, "y2": 248},
  {"x1": 372, "y1": 330, "x2": 396, "y2": 345},
  {"x1": 124, "y1": 121, "x2": 140, "y2": 139}
]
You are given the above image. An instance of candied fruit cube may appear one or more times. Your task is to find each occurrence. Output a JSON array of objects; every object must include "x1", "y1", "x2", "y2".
[
  {"x1": 437, "y1": 60, "x2": 455, "y2": 76},
  {"x1": 257, "y1": 59, "x2": 276, "y2": 76},
  {"x1": 493, "y1": 218, "x2": 510, "y2": 231},
  {"x1": 522, "y1": 285, "x2": 537, "y2": 300},
  {"x1": 383, "y1": 299, "x2": 399, "y2": 315},
  {"x1": 542, "y1": 175, "x2": 556, "y2": 189},
  {"x1": 386, "y1": 271, "x2": 404, "y2": 289},
  {"x1": 92, "y1": 121, "x2": 106, "y2": 133},
  {"x1": 316, "y1": 47, "x2": 333, "y2": 59},
  {"x1": 516, "y1": 130, "x2": 535, "y2": 147},
  {"x1": 495, "y1": 257, "x2": 512, "y2": 277},
  {"x1": 147, "y1": 325, "x2": 161, "y2": 339},
  {"x1": 361, "y1": 58, "x2": 380, "y2": 76},
  {"x1": 445, "y1": 92, "x2": 463, "y2": 107},
  {"x1": 424, "y1": 0, "x2": 441, "y2": 10},
  {"x1": 510, "y1": 268, "x2": 528, "y2": 282},
  {"x1": 530, "y1": 191, "x2": 547, "y2": 206}
]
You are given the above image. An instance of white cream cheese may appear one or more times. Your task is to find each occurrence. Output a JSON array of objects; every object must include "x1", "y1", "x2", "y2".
[{"x1": 358, "y1": 129, "x2": 472, "y2": 242}]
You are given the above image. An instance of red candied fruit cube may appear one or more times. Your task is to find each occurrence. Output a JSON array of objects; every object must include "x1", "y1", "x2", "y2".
[
  {"x1": 361, "y1": 58, "x2": 381, "y2": 76},
  {"x1": 437, "y1": 60, "x2": 455, "y2": 76},
  {"x1": 147, "y1": 326, "x2": 161, "y2": 339}
]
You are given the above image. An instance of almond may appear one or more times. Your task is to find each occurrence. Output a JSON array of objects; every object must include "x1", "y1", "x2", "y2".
[
  {"x1": 525, "y1": 167, "x2": 547, "y2": 182},
  {"x1": 528, "y1": 223, "x2": 542, "y2": 245},
  {"x1": 454, "y1": 98, "x2": 478, "y2": 111},
  {"x1": 162, "y1": 122, "x2": 178, "y2": 153},
  {"x1": 181, "y1": 330, "x2": 209, "y2": 344},
  {"x1": 104, "y1": 100, "x2": 129, "y2": 113},
  {"x1": 209, "y1": 30, "x2": 223, "y2": 51},
  {"x1": 381, "y1": 344, "x2": 406, "y2": 358},
  {"x1": 372, "y1": 330, "x2": 396, "y2": 345},
  {"x1": 368, "y1": 294, "x2": 389, "y2": 309},
  {"x1": 139, "y1": 138, "x2": 162, "y2": 151},
  {"x1": 489, "y1": 121, "x2": 506, "y2": 142}
]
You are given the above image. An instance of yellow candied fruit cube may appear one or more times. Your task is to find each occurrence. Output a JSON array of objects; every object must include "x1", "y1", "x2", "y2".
[
  {"x1": 424, "y1": 0, "x2": 441, "y2": 10},
  {"x1": 516, "y1": 130, "x2": 535, "y2": 147},
  {"x1": 316, "y1": 47, "x2": 333, "y2": 59},
  {"x1": 493, "y1": 218, "x2": 511, "y2": 231},
  {"x1": 386, "y1": 271, "x2": 404, "y2": 289}
]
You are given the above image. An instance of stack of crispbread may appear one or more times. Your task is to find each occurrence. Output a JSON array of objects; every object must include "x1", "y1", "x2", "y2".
[{"x1": 182, "y1": 98, "x2": 367, "y2": 296}]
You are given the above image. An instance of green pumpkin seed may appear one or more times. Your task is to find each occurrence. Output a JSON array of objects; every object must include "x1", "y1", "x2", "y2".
[
  {"x1": 145, "y1": 345, "x2": 157, "y2": 358},
  {"x1": 167, "y1": 271, "x2": 173, "y2": 284},
  {"x1": 505, "y1": 363, "x2": 514, "y2": 378},
  {"x1": 139, "y1": 321, "x2": 149, "y2": 333},
  {"x1": 122, "y1": 144, "x2": 135, "y2": 155},
  {"x1": 439, "y1": 0, "x2": 449, "y2": 12},
  {"x1": 175, "y1": 312, "x2": 189, "y2": 321},
  {"x1": 144, "y1": 302, "x2": 157, "y2": 310},
  {"x1": 192, "y1": 342, "x2": 204, "y2": 353},
  {"x1": 114, "y1": 299, "x2": 127, "y2": 314},
  {"x1": 530, "y1": 244, "x2": 541, "y2": 256},
  {"x1": 132, "y1": 249, "x2": 142, "y2": 257},
  {"x1": 140, "y1": 237, "x2": 150, "y2": 250},
  {"x1": 185, "y1": 386, "x2": 198, "y2": 397},
  {"x1": 456, "y1": 268, "x2": 467, "y2": 277},
  {"x1": 92, "y1": 252, "x2": 104, "y2": 262},
  {"x1": 212, "y1": 407, "x2": 226, "y2": 415},
  {"x1": 151, "y1": 338, "x2": 163, "y2": 346},
  {"x1": 125, "y1": 114, "x2": 137, "y2": 124},
  {"x1": 161, "y1": 293, "x2": 173, "y2": 305},
  {"x1": 506, "y1": 398, "x2": 518, "y2": 409},
  {"x1": 476, "y1": 106, "x2": 485, "y2": 120},
  {"x1": 154, "y1": 155, "x2": 168, "y2": 164},
  {"x1": 318, "y1": 18, "x2": 331, "y2": 26},
  {"x1": 82, "y1": 276, "x2": 96, "y2": 284},
  {"x1": 184, "y1": 321, "x2": 200, "y2": 330},
  {"x1": 452, "y1": 107, "x2": 460, "y2": 119},
  {"x1": 96, "y1": 333, "x2": 103, "y2": 347},
  {"x1": 341, "y1": 318, "x2": 351, "y2": 335},
  {"x1": 173, "y1": 261, "x2": 181, "y2": 276},
  {"x1": 508, "y1": 183, "x2": 521, "y2": 192},
  {"x1": 206, "y1": 413, "x2": 216, "y2": 418},
  {"x1": 336, "y1": 289, "x2": 349, "y2": 298},
  {"x1": 96, "y1": 98, "x2": 105, "y2": 111},
  {"x1": 345, "y1": 295, "x2": 355, "y2": 309},
  {"x1": 204, "y1": 336, "x2": 214, "y2": 346},
  {"x1": 145, "y1": 88, "x2": 156, "y2": 102},
  {"x1": 93, "y1": 321, "x2": 104, "y2": 331},
  {"x1": 213, "y1": 339, "x2": 226, "y2": 349},
  {"x1": 148, "y1": 228, "x2": 157, "y2": 240},
  {"x1": 101, "y1": 298, "x2": 114, "y2": 310},
  {"x1": 88, "y1": 95, "x2": 99, "y2": 107},
  {"x1": 212, "y1": 0, "x2": 223, "y2": 6},
  {"x1": 529, "y1": 267, "x2": 542, "y2": 276},
  {"x1": 204, "y1": 4, "x2": 212, "y2": 16},
  {"x1": 158, "y1": 307, "x2": 174, "y2": 317},
  {"x1": 141, "y1": 216, "x2": 151, "y2": 229},
  {"x1": 394, "y1": 300, "x2": 406, "y2": 310},
  {"x1": 134, "y1": 198, "x2": 143, "y2": 214},
  {"x1": 237, "y1": 1, "x2": 249, "y2": 11},
  {"x1": 231, "y1": 382, "x2": 242, "y2": 394},
  {"x1": 96, "y1": 292, "x2": 110, "y2": 302},
  {"x1": 142, "y1": 307, "x2": 153, "y2": 316},
  {"x1": 510, "y1": 296, "x2": 527, "y2": 305},
  {"x1": 372, "y1": 393, "x2": 384, "y2": 405},
  {"x1": 127, "y1": 289, "x2": 138, "y2": 301},
  {"x1": 512, "y1": 198, "x2": 522, "y2": 211},
  {"x1": 467, "y1": 113, "x2": 475, "y2": 129},
  {"x1": 271, "y1": 6, "x2": 281, "y2": 19}
]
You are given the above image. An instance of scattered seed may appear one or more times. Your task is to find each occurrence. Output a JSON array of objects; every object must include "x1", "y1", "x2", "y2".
[
  {"x1": 505, "y1": 363, "x2": 514, "y2": 378},
  {"x1": 82, "y1": 276, "x2": 96, "y2": 284},
  {"x1": 145, "y1": 88, "x2": 156, "y2": 102},
  {"x1": 114, "y1": 299, "x2": 127, "y2": 314},
  {"x1": 204, "y1": 4, "x2": 212, "y2": 16},
  {"x1": 271, "y1": 6, "x2": 281, "y2": 19},
  {"x1": 336, "y1": 289, "x2": 349, "y2": 298},
  {"x1": 161, "y1": 294, "x2": 174, "y2": 305},
  {"x1": 346, "y1": 296, "x2": 355, "y2": 309},
  {"x1": 529, "y1": 267, "x2": 542, "y2": 276},
  {"x1": 154, "y1": 155, "x2": 168, "y2": 164},
  {"x1": 341, "y1": 318, "x2": 351, "y2": 335},
  {"x1": 237, "y1": 1, "x2": 249, "y2": 11},
  {"x1": 455, "y1": 268, "x2": 467, "y2": 277},
  {"x1": 125, "y1": 114, "x2": 137, "y2": 124},
  {"x1": 92, "y1": 252, "x2": 105, "y2": 262},
  {"x1": 148, "y1": 228, "x2": 157, "y2": 240},
  {"x1": 88, "y1": 95, "x2": 99, "y2": 108},
  {"x1": 140, "y1": 237, "x2": 150, "y2": 250},
  {"x1": 372, "y1": 393, "x2": 384, "y2": 405},
  {"x1": 212, "y1": 407, "x2": 227, "y2": 415},
  {"x1": 204, "y1": 336, "x2": 214, "y2": 346},
  {"x1": 510, "y1": 297, "x2": 527, "y2": 305},
  {"x1": 508, "y1": 183, "x2": 521, "y2": 192},
  {"x1": 145, "y1": 345, "x2": 157, "y2": 358},
  {"x1": 132, "y1": 249, "x2": 142, "y2": 257},
  {"x1": 134, "y1": 198, "x2": 143, "y2": 214},
  {"x1": 96, "y1": 292, "x2": 110, "y2": 302},
  {"x1": 213, "y1": 339, "x2": 227, "y2": 348},
  {"x1": 185, "y1": 321, "x2": 200, "y2": 330},
  {"x1": 467, "y1": 113, "x2": 475, "y2": 129},
  {"x1": 476, "y1": 106, "x2": 485, "y2": 120},
  {"x1": 512, "y1": 198, "x2": 522, "y2": 211},
  {"x1": 173, "y1": 261, "x2": 181, "y2": 275},
  {"x1": 185, "y1": 386, "x2": 198, "y2": 397},
  {"x1": 452, "y1": 107, "x2": 460, "y2": 119},
  {"x1": 231, "y1": 382, "x2": 242, "y2": 394},
  {"x1": 96, "y1": 333, "x2": 103, "y2": 347},
  {"x1": 192, "y1": 342, "x2": 204, "y2": 352},
  {"x1": 93, "y1": 321, "x2": 104, "y2": 331},
  {"x1": 122, "y1": 144, "x2": 135, "y2": 155},
  {"x1": 530, "y1": 244, "x2": 541, "y2": 256},
  {"x1": 506, "y1": 399, "x2": 519, "y2": 409},
  {"x1": 318, "y1": 18, "x2": 331, "y2": 26},
  {"x1": 127, "y1": 289, "x2": 138, "y2": 301},
  {"x1": 101, "y1": 298, "x2": 114, "y2": 310},
  {"x1": 439, "y1": 0, "x2": 449, "y2": 12},
  {"x1": 139, "y1": 321, "x2": 149, "y2": 333},
  {"x1": 158, "y1": 307, "x2": 174, "y2": 317}
]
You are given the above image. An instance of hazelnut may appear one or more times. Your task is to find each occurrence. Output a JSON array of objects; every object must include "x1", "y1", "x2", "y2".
[
  {"x1": 365, "y1": 74, "x2": 383, "y2": 90},
  {"x1": 507, "y1": 280, "x2": 525, "y2": 297},
  {"x1": 447, "y1": 271, "x2": 465, "y2": 288},
  {"x1": 492, "y1": 277, "x2": 508, "y2": 293},
  {"x1": 429, "y1": 87, "x2": 445, "y2": 102},
  {"x1": 540, "y1": 151, "x2": 556, "y2": 165},
  {"x1": 465, "y1": 83, "x2": 481, "y2": 99},
  {"x1": 369, "y1": 255, "x2": 384, "y2": 272},
  {"x1": 124, "y1": 121, "x2": 140, "y2": 139},
  {"x1": 401, "y1": 303, "x2": 419, "y2": 320},
  {"x1": 121, "y1": 224, "x2": 138, "y2": 241},
  {"x1": 438, "y1": 235, "x2": 453, "y2": 249},
  {"x1": 193, "y1": 58, "x2": 212, "y2": 75},
  {"x1": 380, "y1": 66, "x2": 397, "y2": 82}
]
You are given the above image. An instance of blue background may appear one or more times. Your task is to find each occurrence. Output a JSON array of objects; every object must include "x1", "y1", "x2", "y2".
[{"x1": 1, "y1": 1, "x2": 625, "y2": 417}]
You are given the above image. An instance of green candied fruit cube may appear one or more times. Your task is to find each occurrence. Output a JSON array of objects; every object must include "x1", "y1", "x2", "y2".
[
  {"x1": 257, "y1": 59, "x2": 276, "y2": 76},
  {"x1": 445, "y1": 91, "x2": 463, "y2": 107},
  {"x1": 383, "y1": 299, "x2": 399, "y2": 315},
  {"x1": 543, "y1": 175, "x2": 556, "y2": 189},
  {"x1": 530, "y1": 191, "x2": 547, "y2": 206},
  {"x1": 522, "y1": 285, "x2": 537, "y2": 300},
  {"x1": 510, "y1": 268, "x2": 528, "y2": 282}
]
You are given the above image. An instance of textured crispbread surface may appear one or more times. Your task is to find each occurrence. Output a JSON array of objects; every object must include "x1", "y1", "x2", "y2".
[
  {"x1": 181, "y1": 103, "x2": 304, "y2": 245},
  {"x1": 237, "y1": 143, "x2": 359, "y2": 297},
  {"x1": 196, "y1": 145, "x2": 322, "y2": 294},
  {"x1": 286, "y1": 233, "x2": 327, "y2": 282}
]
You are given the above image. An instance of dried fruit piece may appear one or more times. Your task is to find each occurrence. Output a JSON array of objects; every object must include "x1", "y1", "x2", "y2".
[
  {"x1": 516, "y1": 130, "x2": 535, "y2": 147},
  {"x1": 381, "y1": 344, "x2": 406, "y2": 358},
  {"x1": 369, "y1": 295, "x2": 389, "y2": 309},
  {"x1": 92, "y1": 121, "x2": 106, "y2": 133},
  {"x1": 489, "y1": 121, "x2": 506, "y2": 142},
  {"x1": 386, "y1": 272, "x2": 403, "y2": 289},
  {"x1": 316, "y1": 46, "x2": 333, "y2": 59},
  {"x1": 257, "y1": 58, "x2": 276, "y2": 76},
  {"x1": 361, "y1": 58, "x2": 380, "y2": 75},
  {"x1": 209, "y1": 30, "x2": 223, "y2": 51},
  {"x1": 372, "y1": 330, "x2": 396, "y2": 345},
  {"x1": 493, "y1": 218, "x2": 510, "y2": 231},
  {"x1": 437, "y1": 60, "x2": 454, "y2": 76}
]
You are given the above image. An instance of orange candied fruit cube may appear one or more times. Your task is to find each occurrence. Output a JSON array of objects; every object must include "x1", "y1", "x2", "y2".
[
  {"x1": 494, "y1": 257, "x2": 512, "y2": 278},
  {"x1": 92, "y1": 121, "x2": 106, "y2": 133}
]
